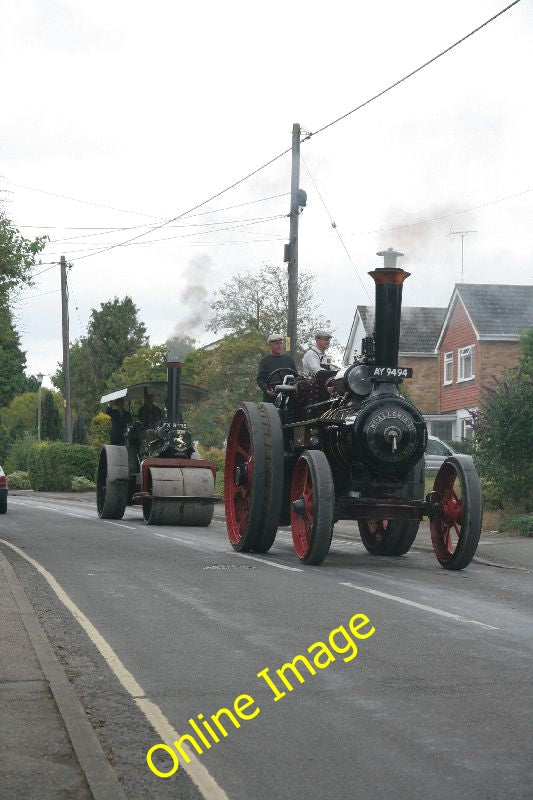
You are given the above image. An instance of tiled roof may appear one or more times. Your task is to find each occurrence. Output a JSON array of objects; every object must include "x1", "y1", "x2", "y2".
[
  {"x1": 358, "y1": 306, "x2": 447, "y2": 353},
  {"x1": 456, "y1": 284, "x2": 533, "y2": 336}
]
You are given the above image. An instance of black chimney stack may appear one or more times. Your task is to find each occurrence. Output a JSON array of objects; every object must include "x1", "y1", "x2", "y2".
[
  {"x1": 368, "y1": 248, "x2": 410, "y2": 368},
  {"x1": 166, "y1": 362, "x2": 182, "y2": 424}
]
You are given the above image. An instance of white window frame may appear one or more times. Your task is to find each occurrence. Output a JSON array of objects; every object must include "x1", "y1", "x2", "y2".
[
  {"x1": 462, "y1": 418, "x2": 474, "y2": 441},
  {"x1": 458, "y1": 345, "x2": 475, "y2": 382},
  {"x1": 443, "y1": 351, "x2": 453, "y2": 385}
]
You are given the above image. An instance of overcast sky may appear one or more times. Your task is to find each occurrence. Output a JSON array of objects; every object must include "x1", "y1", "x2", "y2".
[{"x1": 2, "y1": 0, "x2": 532, "y2": 385}]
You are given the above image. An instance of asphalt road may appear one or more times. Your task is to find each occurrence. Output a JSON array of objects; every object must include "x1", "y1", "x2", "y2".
[{"x1": 1, "y1": 495, "x2": 532, "y2": 800}]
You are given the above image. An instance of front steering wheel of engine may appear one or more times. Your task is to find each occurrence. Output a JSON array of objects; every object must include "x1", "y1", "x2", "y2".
[{"x1": 266, "y1": 368, "x2": 298, "y2": 394}]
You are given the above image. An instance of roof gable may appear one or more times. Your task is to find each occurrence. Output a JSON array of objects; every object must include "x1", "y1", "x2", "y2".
[
  {"x1": 456, "y1": 284, "x2": 533, "y2": 337},
  {"x1": 358, "y1": 306, "x2": 446, "y2": 353}
]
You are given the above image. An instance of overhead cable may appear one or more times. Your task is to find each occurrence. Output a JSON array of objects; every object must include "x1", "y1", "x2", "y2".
[
  {"x1": 303, "y1": 0, "x2": 522, "y2": 142},
  {"x1": 302, "y1": 156, "x2": 372, "y2": 301},
  {"x1": 16, "y1": 192, "x2": 290, "y2": 231},
  {"x1": 20, "y1": 1, "x2": 522, "y2": 268},
  {"x1": 0, "y1": 178, "x2": 164, "y2": 219}
]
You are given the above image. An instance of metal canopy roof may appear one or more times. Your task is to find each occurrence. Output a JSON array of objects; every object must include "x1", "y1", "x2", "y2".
[{"x1": 100, "y1": 381, "x2": 208, "y2": 406}]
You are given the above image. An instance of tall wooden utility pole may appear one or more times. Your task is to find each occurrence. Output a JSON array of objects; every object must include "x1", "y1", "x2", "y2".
[
  {"x1": 60, "y1": 256, "x2": 73, "y2": 444},
  {"x1": 286, "y1": 122, "x2": 301, "y2": 360}
]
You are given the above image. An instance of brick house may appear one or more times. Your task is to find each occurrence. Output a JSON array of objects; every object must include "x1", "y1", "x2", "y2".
[
  {"x1": 343, "y1": 284, "x2": 532, "y2": 441},
  {"x1": 433, "y1": 284, "x2": 533, "y2": 441}
]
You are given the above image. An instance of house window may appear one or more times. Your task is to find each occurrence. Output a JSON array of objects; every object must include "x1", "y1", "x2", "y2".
[
  {"x1": 431, "y1": 420, "x2": 453, "y2": 441},
  {"x1": 443, "y1": 352, "x2": 453, "y2": 385},
  {"x1": 462, "y1": 418, "x2": 474, "y2": 441},
  {"x1": 458, "y1": 345, "x2": 475, "y2": 381}
]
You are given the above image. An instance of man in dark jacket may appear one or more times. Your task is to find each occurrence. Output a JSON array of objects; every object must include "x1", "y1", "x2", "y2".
[
  {"x1": 137, "y1": 393, "x2": 163, "y2": 428},
  {"x1": 256, "y1": 334, "x2": 297, "y2": 402},
  {"x1": 105, "y1": 398, "x2": 133, "y2": 445}
]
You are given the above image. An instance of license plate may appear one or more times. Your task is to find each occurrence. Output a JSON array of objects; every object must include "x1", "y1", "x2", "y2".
[{"x1": 371, "y1": 366, "x2": 413, "y2": 380}]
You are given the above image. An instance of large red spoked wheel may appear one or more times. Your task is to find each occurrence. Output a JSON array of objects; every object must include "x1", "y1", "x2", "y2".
[
  {"x1": 224, "y1": 402, "x2": 284, "y2": 552},
  {"x1": 430, "y1": 455, "x2": 482, "y2": 570},
  {"x1": 358, "y1": 519, "x2": 420, "y2": 556},
  {"x1": 290, "y1": 450, "x2": 334, "y2": 565}
]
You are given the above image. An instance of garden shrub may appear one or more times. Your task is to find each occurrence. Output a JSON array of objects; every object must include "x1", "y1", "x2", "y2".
[
  {"x1": 499, "y1": 513, "x2": 533, "y2": 537},
  {"x1": 89, "y1": 411, "x2": 111, "y2": 447},
  {"x1": 28, "y1": 442, "x2": 98, "y2": 491},
  {"x1": 5, "y1": 433, "x2": 37, "y2": 473},
  {"x1": 7, "y1": 470, "x2": 31, "y2": 489},
  {"x1": 198, "y1": 445, "x2": 225, "y2": 495},
  {"x1": 71, "y1": 476, "x2": 96, "y2": 492},
  {"x1": 480, "y1": 476, "x2": 505, "y2": 510},
  {"x1": 473, "y1": 372, "x2": 533, "y2": 512}
]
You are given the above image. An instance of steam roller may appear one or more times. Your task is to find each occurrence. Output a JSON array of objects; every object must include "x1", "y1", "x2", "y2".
[{"x1": 96, "y1": 355, "x2": 217, "y2": 527}]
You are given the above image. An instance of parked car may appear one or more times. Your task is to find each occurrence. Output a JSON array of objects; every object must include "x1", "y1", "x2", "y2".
[
  {"x1": 0, "y1": 466, "x2": 7, "y2": 513},
  {"x1": 424, "y1": 436, "x2": 457, "y2": 475}
]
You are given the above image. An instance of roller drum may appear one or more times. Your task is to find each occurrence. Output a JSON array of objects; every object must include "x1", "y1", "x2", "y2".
[{"x1": 143, "y1": 466, "x2": 214, "y2": 526}]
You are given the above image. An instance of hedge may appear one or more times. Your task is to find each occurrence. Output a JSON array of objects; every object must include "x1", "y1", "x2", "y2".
[{"x1": 28, "y1": 442, "x2": 98, "y2": 491}]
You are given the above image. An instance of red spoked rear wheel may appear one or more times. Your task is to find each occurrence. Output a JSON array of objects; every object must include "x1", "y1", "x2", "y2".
[
  {"x1": 224, "y1": 402, "x2": 283, "y2": 552},
  {"x1": 290, "y1": 450, "x2": 334, "y2": 565},
  {"x1": 430, "y1": 456, "x2": 482, "y2": 570}
]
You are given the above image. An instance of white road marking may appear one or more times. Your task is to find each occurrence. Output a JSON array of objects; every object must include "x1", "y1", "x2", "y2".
[
  {"x1": 236, "y1": 553, "x2": 303, "y2": 572},
  {"x1": 11, "y1": 498, "x2": 141, "y2": 531},
  {"x1": 0, "y1": 538, "x2": 229, "y2": 800},
  {"x1": 11, "y1": 498, "x2": 94, "y2": 518},
  {"x1": 153, "y1": 532, "x2": 196, "y2": 545},
  {"x1": 103, "y1": 521, "x2": 137, "y2": 531},
  {"x1": 340, "y1": 581, "x2": 499, "y2": 630}
]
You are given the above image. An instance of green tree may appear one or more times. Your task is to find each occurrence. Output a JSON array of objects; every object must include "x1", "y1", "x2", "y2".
[
  {"x1": 0, "y1": 209, "x2": 47, "y2": 296},
  {"x1": 41, "y1": 390, "x2": 62, "y2": 441},
  {"x1": 473, "y1": 331, "x2": 533, "y2": 511},
  {"x1": 72, "y1": 411, "x2": 88, "y2": 444},
  {"x1": 183, "y1": 332, "x2": 266, "y2": 448},
  {"x1": 53, "y1": 296, "x2": 148, "y2": 416},
  {"x1": 206, "y1": 263, "x2": 333, "y2": 352},
  {"x1": 107, "y1": 344, "x2": 168, "y2": 389},
  {"x1": 0, "y1": 392, "x2": 38, "y2": 437},
  {"x1": 0, "y1": 300, "x2": 28, "y2": 406}
]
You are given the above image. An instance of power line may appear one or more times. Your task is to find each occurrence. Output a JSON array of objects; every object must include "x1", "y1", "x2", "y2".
[
  {"x1": 41, "y1": 216, "x2": 287, "y2": 256},
  {"x1": 16, "y1": 192, "x2": 290, "y2": 231},
  {"x1": 66, "y1": 271, "x2": 84, "y2": 331},
  {"x1": 303, "y1": 0, "x2": 522, "y2": 142},
  {"x1": 0, "y1": 177, "x2": 165, "y2": 219},
  {"x1": 47, "y1": 213, "x2": 287, "y2": 244},
  {"x1": 181, "y1": 192, "x2": 289, "y2": 218},
  {"x1": 31, "y1": 262, "x2": 60, "y2": 278},
  {"x1": 302, "y1": 156, "x2": 372, "y2": 301},
  {"x1": 19, "y1": 288, "x2": 60, "y2": 300},
  {"x1": 18, "y1": 1, "x2": 522, "y2": 271},
  {"x1": 41, "y1": 236, "x2": 287, "y2": 258},
  {"x1": 70, "y1": 149, "x2": 293, "y2": 262}
]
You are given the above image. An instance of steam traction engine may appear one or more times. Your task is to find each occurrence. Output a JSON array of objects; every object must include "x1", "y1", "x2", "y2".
[
  {"x1": 97, "y1": 361, "x2": 216, "y2": 526},
  {"x1": 224, "y1": 248, "x2": 482, "y2": 569}
]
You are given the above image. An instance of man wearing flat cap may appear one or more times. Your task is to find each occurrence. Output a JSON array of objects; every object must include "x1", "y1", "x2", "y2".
[
  {"x1": 257, "y1": 334, "x2": 297, "y2": 402},
  {"x1": 302, "y1": 330, "x2": 333, "y2": 376}
]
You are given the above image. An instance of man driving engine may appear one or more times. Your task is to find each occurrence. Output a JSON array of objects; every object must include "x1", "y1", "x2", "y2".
[{"x1": 256, "y1": 333, "x2": 297, "y2": 402}]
